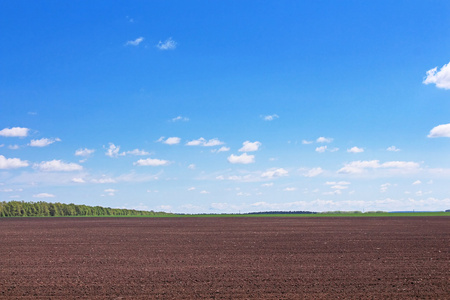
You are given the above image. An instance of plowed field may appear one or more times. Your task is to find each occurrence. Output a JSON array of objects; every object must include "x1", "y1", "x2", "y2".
[{"x1": 0, "y1": 217, "x2": 449, "y2": 299}]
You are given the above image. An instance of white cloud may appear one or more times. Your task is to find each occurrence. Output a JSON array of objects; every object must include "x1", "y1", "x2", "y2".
[
  {"x1": 302, "y1": 140, "x2": 313, "y2": 145},
  {"x1": 134, "y1": 158, "x2": 170, "y2": 166},
  {"x1": 412, "y1": 180, "x2": 422, "y2": 185},
  {"x1": 325, "y1": 181, "x2": 351, "y2": 185},
  {"x1": 347, "y1": 146, "x2": 364, "y2": 153},
  {"x1": 187, "y1": 187, "x2": 196, "y2": 191},
  {"x1": 238, "y1": 141, "x2": 261, "y2": 152},
  {"x1": 33, "y1": 193, "x2": 55, "y2": 198},
  {"x1": 105, "y1": 143, "x2": 120, "y2": 158},
  {"x1": 71, "y1": 178, "x2": 85, "y2": 183},
  {"x1": 8, "y1": 145, "x2": 20, "y2": 150},
  {"x1": 387, "y1": 146, "x2": 401, "y2": 152},
  {"x1": 316, "y1": 137, "x2": 333, "y2": 143},
  {"x1": 163, "y1": 137, "x2": 181, "y2": 145},
  {"x1": 91, "y1": 177, "x2": 116, "y2": 184},
  {"x1": 171, "y1": 116, "x2": 189, "y2": 122},
  {"x1": 200, "y1": 190, "x2": 209, "y2": 194},
  {"x1": 261, "y1": 182, "x2": 274, "y2": 187},
  {"x1": 227, "y1": 153, "x2": 255, "y2": 164},
  {"x1": 262, "y1": 114, "x2": 279, "y2": 121},
  {"x1": 34, "y1": 160, "x2": 83, "y2": 172},
  {"x1": 104, "y1": 188, "x2": 117, "y2": 196},
  {"x1": 284, "y1": 187, "x2": 296, "y2": 192},
  {"x1": 380, "y1": 183, "x2": 391, "y2": 193},
  {"x1": 188, "y1": 164, "x2": 196, "y2": 169},
  {"x1": 212, "y1": 146, "x2": 230, "y2": 153},
  {"x1": 423, "y1": 61, "x2": 450, "y2": 89},
  {"x1": 338, "y1": 160, "x2": 420, "y2": 174},
  {"x1": 304, "y1": 167, "x2": 323, "y2": 177},
  {"x1": 0, "y1": 155, "x2": 29, "y2": 169},
  {"x1": 157, "y1": 37, "x2": 177, "y2": 50},
  {"x1": 125, "y1": 37, "x2": 144, "y2": 46},
  {"x1": 75, "y1": 148, "x2": 95, "y2": 157},
  {"x1": 29, "y1": 138, "x2": 61, "y2": 147},
  {"x1": 428, "y1": 123, "x2": 450, "y2": 138},
  {"x1": 0, "y1": 127, "x2": 29, "y2": 137},
  {"x1": 125, "y1": 149, "x2": 151, "y2": 156},
  {"x1": 315, "y1": 146, "x2": 327, "y2": 153},
  {"x1": 261, "y1": 168, "x2": 288, "y2": 179},
  {"x1": 186, "y1": 137, "x2": 224, "y2": 147}
]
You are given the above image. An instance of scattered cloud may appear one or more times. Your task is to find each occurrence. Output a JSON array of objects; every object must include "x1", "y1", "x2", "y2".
[
  {"x1": 304, "y1": 167, "x2": 323, "y2": 177},
  {"x1": 134, "y1": 158, "x2": 170, "y2": 166},
  {"x1": 387, "y1": 146, "x2": 401, "y2": 152},
  {"x1": 91, "y1": 177, "x2": 116, "y2": 184},
  {"x1": 302, "y1": 140, "x2": 313, "y2": 145},
  {"x1": 380, "y1": 183, "x2": 391, "y2": 193},
  {"x1": 413, "y1": 180, "x2": 422, "y2": 185},
  {"x1": 157, "y1": 37, "x2": 177, "y2": 50},
  {"x1": 186, "y1": 137, "x2": 224, "y2": 147},
  {"x1": 33, "y1": 193, "x2": 55, "y2": 198},
  {"x1": 428, "y1": 123, "x2": 450, "y2": 138},
  {"x1": 347, "y1": 146, "x2": 364, "y2": 153},
  {"x1": 0, "y1": 155, "x2": 29, "y2": 169},
  {"x1": 238, "y1": 141, "x2": 261, "y2": 152},
  {"x1": 163, "y1": 137, "x2": 181, "y2": 145},
  {"x1": 284, "y1": 187, "x2": 297, "y2": 192},
  {"x1": 212, "y1": 146, "x2": 230, "y2": 153},
  {"x1": 125, "y1": 149, "x2": 151, "y2": 156},
  {"x1": 227, "y1": 153, "x2": 255, "y2": 164},
  {"x1": 315, "y1": 146, "x2": 339, "y2": 153},
  {"x1": 338, "y1": 160, "x2": 420, "y2": 174},
  {"x1": 262, "y1": 114, "x2": 279, "y2": 121},
  {"x1": 261, "y1": 182, "x2": 274, "y2": 187},
  {"x1": 261, "y1": 168, "x2": 288, "y2": 179},
  {"x1": 125, "y1": 37, "x2": 144, "y2": 46},
  {"x1": 105, "y1": 143, "x2": 120, "y2": 158},
  {"x1": 75, "y1": 148, "x2": 95, "y2": 157},
  {"x1": 188, "y1": 164, "x2": 196, "y2": 169},
  {"x1": 423, "y1": 61, "x2": 450, "y2": 89},
  {"x1": 316, "y1": 137, "x2": 333, "y2": 143},
  {"x1": 200, "y1": 190, "x2": 209, "y2": 194},
  {"x1": 0, "y1": 127, "x2": 29, "y2": 137},
  {"x1": 34, "y1": 160, "x2": 83, "y2": 172},
  {"x1": 71, "y1": 178, "x2": 85, "y2": 183},
  {"x1": 171, "y1": 116, "x2": 189, "y2": 122},
  {"x1": 29, "y1": 138, "x2": 61, "y2": 147},
  {"x1": 8, "y1": 145, "x2": 20, "y2": 150},
  {"x1": 104, "y1": 189, "x2": 117, "y2": 196},
  {"x1": 187, "y1": 187, "x2": 196, "y2": 191}
]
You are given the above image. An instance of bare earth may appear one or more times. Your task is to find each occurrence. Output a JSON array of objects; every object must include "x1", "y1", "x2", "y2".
[{"x1": 0, "y1": 217, "x2": 449, "y2": 299}]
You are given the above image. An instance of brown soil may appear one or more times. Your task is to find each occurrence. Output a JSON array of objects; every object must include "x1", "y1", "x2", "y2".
[{"x1": 0, "y1": 217, "x2": 449, "y2": 299}]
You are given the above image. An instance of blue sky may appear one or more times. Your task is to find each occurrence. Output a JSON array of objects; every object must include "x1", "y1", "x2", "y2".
[{"x1": 1, "y1": 1, "x2": 450, "y2": 213}]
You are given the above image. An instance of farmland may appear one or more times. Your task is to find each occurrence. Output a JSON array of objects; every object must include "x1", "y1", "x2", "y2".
[{"x1": 0, "y1": 217, "x2": 449, "y2": 299}]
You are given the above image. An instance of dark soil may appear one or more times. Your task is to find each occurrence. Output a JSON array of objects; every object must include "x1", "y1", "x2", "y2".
[{"x1": 0, "y1": 217, "x2": 448, "y2": 299}]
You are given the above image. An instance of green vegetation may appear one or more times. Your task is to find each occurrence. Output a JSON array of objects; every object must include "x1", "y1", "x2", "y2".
[{"x1": 0, "y1": 201, "x2": 171, "y2": 217}]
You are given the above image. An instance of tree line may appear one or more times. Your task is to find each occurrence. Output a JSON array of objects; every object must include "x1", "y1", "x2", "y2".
[{"x1": 0, "y1": 201, "x2": 165, "y2": 217}]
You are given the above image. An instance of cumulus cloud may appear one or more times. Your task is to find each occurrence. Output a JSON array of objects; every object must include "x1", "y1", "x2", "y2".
[
  {"x1": 212, "y1": 146, "x2": 230, "y2": 153},
  {"x1": 316, "y1": 146, "x2": 339, "y2": 153},
  {"x1": 105, "y1": 143, "x2": 120, "y2": 158},
  {"x1": 163, "y1": 137, "x2": 181, "y2": 145},
  {"x1": 188, "y1": 164, "x2": 196, "y2": 169},
  {"x1": 261, "y1": 182, "x2": 274, "y2": 187},
  {"x1": 261, "y1": 168, "x2": 288, "y2": 179},
  {"x1": 187, "y1": 187, "x2": 196, "y2": 191},
  {"x1": 302, "y1": 140, "x2": 313, "y2": 145},
  {"x1": 0, "y1": 155, "x2": 29, "y2": 169},
  {"x1": 186, "y1": 137, "x2": 224, "y2": 147},
  {"x1": 34, "y1": 160, "x2": 83, "y2": 172},
  {"x1": 125, "y1": 149, "x2": 151, "y2": 156},
  {"x1": 262, "y1": 114, "x2": 279, "y2": 121},
  {"x1": 227, "y1": 153, "x2": 255, "y2": 164},
  {"x1": 412, "y1": 180, "x2": 422, "y2": 185},
  {"x1": 104, "y1": 189, "x2": 117, "y2": 196},
  {"x1": 157, "y1": 37, "x2": 177, "y2": 50},
  {"x1": 200, "y1": 190, "x2": 209, "y2": 194},
  {"x1": 8, "y1": 145, "x2": 20, "y2": 150},
  {"x1": 338, "y1": 160, "x2": 420, "y2": 174},
  {"x1": 304, "y1": 167, "x2": 323, "y2": 177},
  {"x1": 423, "y1": 61, "x2": 450, "y2": 89},
  {"x1": 75, "y1": 148, "x2": 95, "y2": 157},
  {"x1": 0, "y1": 127, "x2": 29, "y2": 137},
  {"x1": 387, "y1": 146, "x2": 401, "y2": 152},
  {"x1": 29, "y1": 138, "x2": 61, "y2": 147},
  {"x1": 91, "y1": 177, "x2": 116, "y2": 184},
  {"x1": 33, "y1": 193, "x2": 55, "y2": 198},
  {"x1": 125, "y1": 37, "x2": 144, "y2": 46},
  {"x1": 316, "y1": 137, "x2": 333, "y2": 143},
  {"x1": 134, "y1": 158, "x2": 170, "y2": 166},
  {"x1": 428, "y1": 123, "x2": 450, "y2": 138},
  {"x1": 284, "y1": 187, "x2": 296, "y2": 192},
  {"x1": 238, "y1": 141, "x2": 261, "y2": 152},
  {"x1": 347, "y1": 146, "x2": 364, "y2": 153}
]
